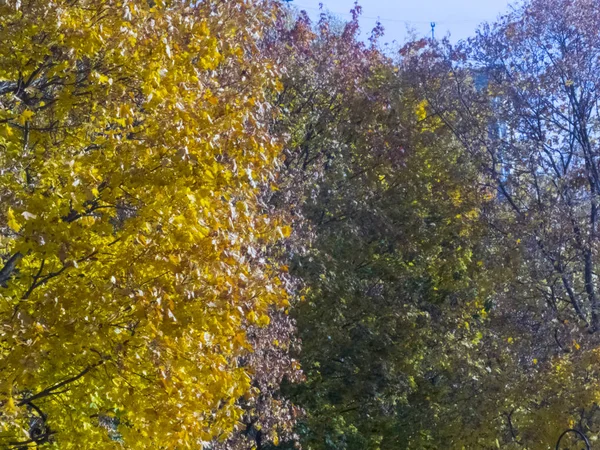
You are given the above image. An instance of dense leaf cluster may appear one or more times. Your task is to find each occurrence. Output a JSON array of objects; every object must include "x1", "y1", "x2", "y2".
[{"x1": 2, "y1": 0, "x2": 600, "y2": 449}]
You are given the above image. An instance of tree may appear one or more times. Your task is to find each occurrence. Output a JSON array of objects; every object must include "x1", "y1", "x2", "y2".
[
  {"x1": 0, "y1": 0, "x2": 293, "y2": 448},
  {"x1": 269, "y1": 7, "x2": 492, "y2": 449},
  {"x1": 405, "y1": 0, "x2": 600, "y2": 445}
]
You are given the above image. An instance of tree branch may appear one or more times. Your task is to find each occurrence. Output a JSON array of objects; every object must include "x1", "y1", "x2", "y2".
[{"x1": 18, "y1": 361, "x2": 104, "y2": 406}]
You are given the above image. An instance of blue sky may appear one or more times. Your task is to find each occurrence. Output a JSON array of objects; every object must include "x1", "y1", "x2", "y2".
[{"x1": 289, "y1": 0, "x2": 521, "y2": 45}]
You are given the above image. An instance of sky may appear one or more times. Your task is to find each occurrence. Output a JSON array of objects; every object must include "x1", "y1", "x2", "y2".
[{"x1": 289, "y1": 0, "x2": 520, "y2": 45}]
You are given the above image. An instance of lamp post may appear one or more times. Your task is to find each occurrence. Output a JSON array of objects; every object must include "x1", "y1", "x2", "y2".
[{"x1": 555, "y1": 429, "x2": 591, "y2": 450}]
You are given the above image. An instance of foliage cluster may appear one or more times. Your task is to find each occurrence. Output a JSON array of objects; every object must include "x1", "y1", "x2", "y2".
[{"x1": 3, "y1": 0, "x2": 600, "y2": 449}]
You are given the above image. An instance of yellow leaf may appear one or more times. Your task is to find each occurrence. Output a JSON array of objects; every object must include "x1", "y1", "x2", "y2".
[
  {"x1": 258, "y1": 314, "x2": 270, "y2": 327},
  {"x1": 18, "y1": 109, "x2": 34, "y2": 125},
  {"x1": 247, "y1": 311, "x2": 258, "y2": 324},
  {"x1": 7, "y1": 208, "x2": 21, "y2": 232},
  {"x1": 279, "y1": 225, "x2": 292, "y2": 238}
]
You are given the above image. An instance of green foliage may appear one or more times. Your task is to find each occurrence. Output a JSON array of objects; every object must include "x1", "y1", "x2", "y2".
[{"x1": 270, "y1": 8, "x2": 492, "y2": 449}]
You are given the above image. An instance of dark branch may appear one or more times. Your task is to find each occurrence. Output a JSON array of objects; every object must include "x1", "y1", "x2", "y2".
[{"x1": 18, "y1": 361, "x2": 104, "y2": 406}]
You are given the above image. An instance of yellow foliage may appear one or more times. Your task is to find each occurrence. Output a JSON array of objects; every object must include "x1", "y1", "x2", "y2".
[
  {"x1": 415, "y1": 99, "x2": 429, "y2": 122},
  {"x1": 6, "y1": 208, "x2": 20, "y2": 232},
  {"x1": 415, "y1": 99, "x2": 443, "y2": 132},
  {"x1": 0, "y1": 0, "x2": 287, "y2": 448}
]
